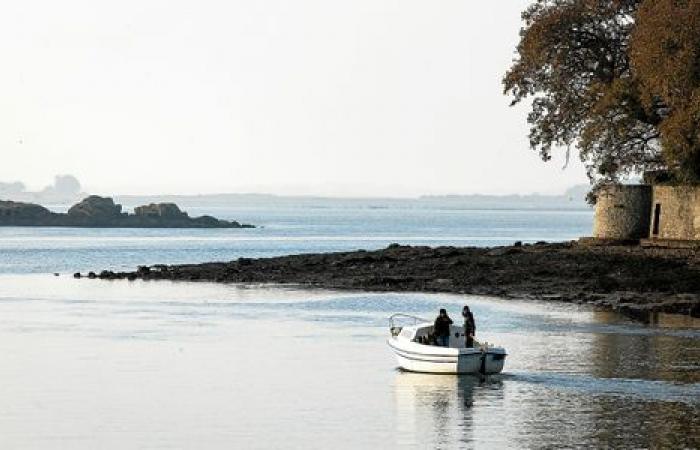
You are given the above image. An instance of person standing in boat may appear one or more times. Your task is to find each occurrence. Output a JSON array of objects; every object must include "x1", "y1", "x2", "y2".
[
  {"x1": 462, "y1": 305, "x2": 476, "y2": 348},
  {"x1": 433, "y1": 308, "x2": 453, "y2": 347}
]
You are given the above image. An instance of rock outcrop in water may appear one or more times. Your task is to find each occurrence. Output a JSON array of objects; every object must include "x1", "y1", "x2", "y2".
[
  {"x1": 0, "y1": 195, "x2": 254, "y2": 228},
  {"x1": 90, "y1": 242, "x2": 700, "y2": 321}
]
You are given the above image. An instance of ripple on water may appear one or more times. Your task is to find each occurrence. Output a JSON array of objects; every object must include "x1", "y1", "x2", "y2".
[{"x1": 0, "y1": 275, "x2": 698, "y2": 448}]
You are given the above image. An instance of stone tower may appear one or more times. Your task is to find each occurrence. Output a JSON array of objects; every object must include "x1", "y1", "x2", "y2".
[{"x1": 592, "y1": 185, "x2": 652, "y2": 240}]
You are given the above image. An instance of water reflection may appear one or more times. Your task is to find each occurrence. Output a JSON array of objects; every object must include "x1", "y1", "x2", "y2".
[
  {"x1": 393, "y1": 372, "x2": 506, "y2": 448},
  {"x1": 1, "y1": 275, "x2": 698, "y2": 448},
  {"x1": 394, "y1": 370, "x2": 699, "y2": 448},
  {"x1": 591, "y1": 312, "x2": 700, "y2": 383}
]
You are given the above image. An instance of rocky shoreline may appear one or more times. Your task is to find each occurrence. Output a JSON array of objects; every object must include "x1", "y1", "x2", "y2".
[{"x1": 83, "y1": 241, "x2": 700, "y2": 321}]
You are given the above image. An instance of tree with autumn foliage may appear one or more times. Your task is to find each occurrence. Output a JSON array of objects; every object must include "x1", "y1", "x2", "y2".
[{"x1": 504, "y1": 0, "x2": 700, "y2": 194}]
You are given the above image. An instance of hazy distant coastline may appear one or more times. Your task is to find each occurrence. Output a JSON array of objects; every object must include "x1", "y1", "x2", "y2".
[
  {"x1": 114, "y1": 185, "x2": 590, "y2": 211},
  {"x1": 0, "y1": 175, "x2": 591, "y2": 211},
  {"x1": 0, "y1": 175, "x2": 86, "y2": 205}
]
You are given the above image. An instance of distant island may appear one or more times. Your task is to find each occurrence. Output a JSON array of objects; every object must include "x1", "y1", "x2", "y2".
[{"x1": 0, "y1": 195, "x2": 254, "y2": 228}]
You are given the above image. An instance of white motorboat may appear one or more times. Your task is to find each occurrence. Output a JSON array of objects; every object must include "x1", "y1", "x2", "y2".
[{"x1": 387, "y1": 313, "x2": 507, "y2": 375}]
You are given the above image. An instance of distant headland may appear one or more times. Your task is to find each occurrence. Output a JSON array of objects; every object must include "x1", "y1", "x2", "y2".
[{"x1": 0, "y1": 196, "x2": 254, "y2": 228}]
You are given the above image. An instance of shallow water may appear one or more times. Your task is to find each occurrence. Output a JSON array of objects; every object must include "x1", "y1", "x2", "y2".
[
  {"x1": 0, "y1": 275, "x2": 697, "y2": 449},
  {"x1": 0, "y1": 205, "x2": 592, "y2": 273},
  {"x1": 0, "y1": 204, "x2": 698, "y2": 448}
]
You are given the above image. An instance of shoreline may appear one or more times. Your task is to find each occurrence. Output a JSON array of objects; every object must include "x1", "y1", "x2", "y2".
[{"x1": 87, "y1": 242, "x2": 700, "y2": 322}]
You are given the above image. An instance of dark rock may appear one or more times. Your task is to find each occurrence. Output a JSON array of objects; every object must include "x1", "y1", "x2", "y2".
[
  {"x1": 487, "y1": 247, "x2": 523, "y2": 256},
  {"x1": 87, "y1": 271, "x2": 96, "y2": 279},
  {"x1": 691, "y1": 302, "x2": 700, "y2": 318},
  {"x1": 134, "y1": 203, "x2": 187, "y2": 218},
  {"x1": 0, "y1": 196, "x2": 254, "y2": 228},
  {"x1": 73, "y1": 272, "x2": 81, "y2": 278},
  {"x1": 67, "y1": 195, "x2": 122, "y2": 218},
  {"x1": 616, "y1": 304, "x2": 652, "y2": 323},
  {"x1": 92, "y1": 242, "x2": 700, "y2": 321},
  {"x1": 435, "y1": 247, "x2": 461, "y2": 257},
  {"x1": 0, "y1": 200, "x2": 52, "y2": 221},
  {"x1": 514, "y1": 241, "x2": 523, "y2": 247}
]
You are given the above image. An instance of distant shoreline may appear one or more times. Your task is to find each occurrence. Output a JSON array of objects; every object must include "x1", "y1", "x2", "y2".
[
  {"x1": 87, "y1": 242, "x2": 700, "y2": 322},
  {"x1": 111, "y1": 192, "x2": 591, "y2": 212}
]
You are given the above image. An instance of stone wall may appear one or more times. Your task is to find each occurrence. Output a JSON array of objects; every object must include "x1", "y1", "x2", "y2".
[
  {"x1": 650, "y1": 186, "x2": 700, "y2": 240},
  {"x1": 593, "y1": 185, "x2": 652, "y2": 240}
]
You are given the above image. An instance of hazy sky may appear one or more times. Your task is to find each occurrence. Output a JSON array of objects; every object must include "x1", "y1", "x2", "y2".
[{"x1": 1, "y1": 1, "x2": 589, "y2": 197}]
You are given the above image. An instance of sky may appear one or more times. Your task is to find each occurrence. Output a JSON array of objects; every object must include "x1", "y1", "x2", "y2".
[{"x1": 0, "y1": 1, "x2": 590, "y2": 197}]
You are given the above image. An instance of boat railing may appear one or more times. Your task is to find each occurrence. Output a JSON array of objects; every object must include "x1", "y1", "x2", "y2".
[{"x1": 389, "y1": 313, "x2": 429, "y2": 336}]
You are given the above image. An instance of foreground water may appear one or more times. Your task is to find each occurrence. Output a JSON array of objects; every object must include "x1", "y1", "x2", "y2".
[
  {"x1": 0, "y1": 204, "x2": 698, "y2": 448},
  {"x1": 0, "y1": 275, "x2": 698, "y2": 449}
]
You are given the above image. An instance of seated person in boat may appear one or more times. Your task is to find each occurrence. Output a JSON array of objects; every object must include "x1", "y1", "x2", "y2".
[
  {"x1": 462, "y1": 305, "x2": 476, "y2": 348},
  {"x1": 433, "y1": 308, "x2": 453, "y2": 347}
]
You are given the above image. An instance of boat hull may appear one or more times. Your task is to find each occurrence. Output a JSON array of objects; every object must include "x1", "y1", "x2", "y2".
[{"x1": 388, "y1": 338, "x2": 506, "y2": 375}]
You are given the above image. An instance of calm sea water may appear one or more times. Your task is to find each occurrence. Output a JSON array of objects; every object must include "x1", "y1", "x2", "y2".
[
  {"x1": 0, "y1": 204, "x2": 592, "y2": 274},
  {"x1": 0, "y1": 203, "x2": 698, "y2": 449}
]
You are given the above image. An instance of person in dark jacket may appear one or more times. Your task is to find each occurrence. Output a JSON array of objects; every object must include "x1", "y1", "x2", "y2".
[
  {"x1": 433, "y1": 308, "x2": 453, "y2": 347},
  {"x1": 462, "y1": 305, "x2": 476, "y2": 347}
]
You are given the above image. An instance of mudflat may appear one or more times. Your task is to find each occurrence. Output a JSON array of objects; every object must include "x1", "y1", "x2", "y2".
[{"x1": 91, "y1": 242, "x2": 700, "y2": 320}]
